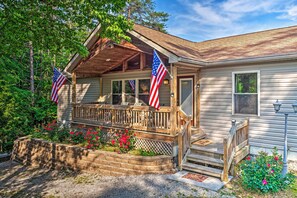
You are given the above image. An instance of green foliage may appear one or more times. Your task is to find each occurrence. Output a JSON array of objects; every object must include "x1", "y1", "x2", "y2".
[
  {"x1": 139, "y1": 149, "x2": 158, "y2": 156},
  {"x1": 69, "y1": 131, "x2": 85, "y2": 145},
  {"x1": 36, "y1": 120, "x2": 70, "y2": 143},
  {"x1": 240, "y1": 148, "x2": 296, "y2": 193}
]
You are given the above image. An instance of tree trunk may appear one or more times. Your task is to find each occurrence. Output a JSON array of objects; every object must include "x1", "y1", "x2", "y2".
[{"x1": 29, "y1": 41, "x2": 34, "y2": 105}]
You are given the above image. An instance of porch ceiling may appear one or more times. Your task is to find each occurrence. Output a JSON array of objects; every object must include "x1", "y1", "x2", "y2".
[{"x1": 75, "y1": 39, "x2": 141, "y2": 76}]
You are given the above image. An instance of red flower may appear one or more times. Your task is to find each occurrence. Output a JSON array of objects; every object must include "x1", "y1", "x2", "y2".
[
  {"x1": 125, "y1": 129, "x2": 129, "y2": 134},
  {"x1": 125, "y1": 145, "x2": 128, "y2": 149},
  {"x1": 267, "y1": 163, "x2": 271, "y2": 168},
  {"x1": 246, "y1": 156, "x2": 251, "y2": 161},
  {"x1": 271, "y1": 169, "x2": 275, "y2": 173},
  {"x1": 111, "y1": 140, "x2": 115, "y2": 145},
  {"x1": 133, "y1": 133, "x2": 136, "y2": 136},
  {"x1": 95, "y1": 136, "x2": 99, "y2": 141},
  {"x1": 274, "y1": 156, "x2": 279, "y2": 161},
  {"x1": 69, "y1": 131, "x2": 75, "y2": 135},
  {"x1": 262, "y1": 179, "x2": 268, "y2": 185}
]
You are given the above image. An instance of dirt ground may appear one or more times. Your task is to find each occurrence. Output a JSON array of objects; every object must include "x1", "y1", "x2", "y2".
[
  {"x1": 1, "y1": 161, "x2": 296, "y2": 198},
  {"x1": 0, "y1": 161, "x2": 234, "y2": 198}
]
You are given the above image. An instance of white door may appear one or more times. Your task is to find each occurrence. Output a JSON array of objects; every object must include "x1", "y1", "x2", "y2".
[{"x1": 179, "y1": 78, "x2": 193, "y2": 117}]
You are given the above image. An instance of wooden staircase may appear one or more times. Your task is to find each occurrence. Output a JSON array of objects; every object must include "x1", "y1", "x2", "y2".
[
  {"x1": 182, "y1": 139, "x2": 225, "y2": 179},
  {"x1": 178, "y1": 119, "x2": 250, "y2": 182}
]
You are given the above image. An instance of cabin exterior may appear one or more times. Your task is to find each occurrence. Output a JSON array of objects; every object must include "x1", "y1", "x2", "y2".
[{"x1": 58, "y1": 24, "x2": 297, "y2": 181}]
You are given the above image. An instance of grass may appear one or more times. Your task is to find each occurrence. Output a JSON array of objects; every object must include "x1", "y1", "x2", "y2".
[{"x1": 73, "y1": 175, "x2": 94, "y2": 184}]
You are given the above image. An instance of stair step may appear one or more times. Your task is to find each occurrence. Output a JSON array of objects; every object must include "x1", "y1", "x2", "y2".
[
  {"x1": 187, "y1": 153, "x2": 224, "y2": 167},
  {"x1": 191, "y1": 133, "x2": 207, "y2": 143},
  {"x1": 182, "y1": 162, "x2": 222, "y2": 178},
  {"x1": 191, "y1": 144, "x2": 224, "y2": 155}
]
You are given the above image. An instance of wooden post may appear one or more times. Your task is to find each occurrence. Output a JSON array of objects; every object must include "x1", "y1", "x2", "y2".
[
  {"x1": 99, "y1": 77, "x2": 103, "y2": 97},
  {"x1": 72, "y1": 71, "x2": 77, "y2": 104},
  {"x1": 170, "y1": 64, "x2": 177, "y2": 135},
  {"x1": 195, "y1": 69, "x2": 201, "y2": 128},
  {"x1": 178, "y1": 132, "x2": 183, "y2": 170},
  {"x1": 140, "y1": 53, "x2": 145, "y2": 70}
]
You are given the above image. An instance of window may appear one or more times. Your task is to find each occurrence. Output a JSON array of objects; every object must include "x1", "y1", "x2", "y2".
[
  {"x1": 111, "y1": 78, "x2": 151, "y2": 105},
  {"x1": 138, "y1": 79, "x2": 150, "y2": 105},
  {"x1": 233, "y1": 71, "x2": 259, "y2": 115},
  {"x1": 112, "y1": 81, "x2": 122, "y2": 105},
  {"x1": 124, "y1": 80, "x2": 136, "y2": 104}
]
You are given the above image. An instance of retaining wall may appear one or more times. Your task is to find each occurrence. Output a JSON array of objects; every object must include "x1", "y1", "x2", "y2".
[{"x1": 12, "y1": 137, "x2": 175, "y2": 176}]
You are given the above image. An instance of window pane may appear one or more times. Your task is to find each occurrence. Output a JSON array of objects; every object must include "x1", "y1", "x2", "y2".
[
  {"x1": 112, "y1": 95, "x2": 122, "y2": 105},
  {"x1": 139, "y1": 95, "x2": 150, "y2": 105},
  {"x1": 112, "y1": 81, "x2": 122, "y2": 93},
  {"x1": 139, "y1": 79, "x2": 150, "y2": 94},
  {"x1": 234, "y1": 94, "x2": 258, "y2": 114},
  {"x1": 235, "y1": 73, "x2": 257, "y2": 93},
  {"x1": 125, "y1": 80, "x2": 136, "y2": 94}
]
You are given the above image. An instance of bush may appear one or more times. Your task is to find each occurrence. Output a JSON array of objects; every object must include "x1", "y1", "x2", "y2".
[
  {"x1": 84, "y1": 127, "x2": 101, "y2": 149},
  {"x1": 69, "y1": 130, "x2": 84, "y2": 145},
  {"x1": 111, "y1": 129, "x2": 136, "y2": 153},
  {"x1": 240, "y1": 147, "x2": 295, "y2": 193}
]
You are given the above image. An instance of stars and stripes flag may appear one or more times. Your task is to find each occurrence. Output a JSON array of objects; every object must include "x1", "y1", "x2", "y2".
[
  {"x1": 128, "y1": 80, "x2": 135, "y2": 90},
  {"x1": 149, "y1": 50, "x2": 168, "y2": 110},
  {"x1": 51, "y1": 67, "x2": 67, "y2": 103}
]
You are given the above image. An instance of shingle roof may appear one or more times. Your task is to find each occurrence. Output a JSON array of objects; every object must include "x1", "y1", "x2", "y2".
[{"x1": 133, "y1": 24, "x2": 297, "y2": 62}]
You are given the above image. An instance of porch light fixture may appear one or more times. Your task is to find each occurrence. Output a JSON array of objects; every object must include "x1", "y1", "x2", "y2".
[
  {"x1": 272, "y1": 99, "x2": 297, "y2": 177},
  {"x1": 170, "y1": 92, "x2": 174, "y2": 97},
  {"x1": 195, "y1": 83, "x2": 200, "y2": 89},
  {"x1": 106, "y1": 58, "x2": 111, "y2": 62},
  {"x1": 163, "y1": 79, "x2": 169, "y2": 85}
]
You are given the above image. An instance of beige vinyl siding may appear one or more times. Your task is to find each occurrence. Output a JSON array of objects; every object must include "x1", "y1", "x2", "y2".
[
  {"x1": 200, "y1": 62, "x2": 297, "y2": 154},
  {"x1": 58, "y1": 78, "x2": 100, "y2": 122},
  {"x1": 101, "y1": 70, "x2": 170, "y2": 106}
]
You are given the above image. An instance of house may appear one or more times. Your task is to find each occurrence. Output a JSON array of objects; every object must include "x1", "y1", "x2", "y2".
[{"x1": 58, "y1": 24, "x2": 297, "y2": 181}]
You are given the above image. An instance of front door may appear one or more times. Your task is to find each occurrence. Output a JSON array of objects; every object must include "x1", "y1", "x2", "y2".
[{"x1": 178, "y1": 77, "x2": 194, "y2": 119}]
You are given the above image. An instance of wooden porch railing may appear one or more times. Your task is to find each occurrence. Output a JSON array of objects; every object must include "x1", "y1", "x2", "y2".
[
  {"x1": 177, "y1": 109, "x2": 192, "y2": 169},
  {"x1": 222, "y1": 118, "x2": 250, "y2": 181},
  {"x1": 72, "y1": 103, "x2": 172, "y2": 134}
]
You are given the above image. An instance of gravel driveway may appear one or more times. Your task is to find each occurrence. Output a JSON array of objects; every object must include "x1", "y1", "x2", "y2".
[{"x1": 0, "y1": 161, "x2": 234, "y2": 198}]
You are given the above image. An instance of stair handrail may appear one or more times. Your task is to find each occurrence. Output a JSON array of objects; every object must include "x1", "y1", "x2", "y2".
[
  {"x1": 177, "y1": 109, "x2": 192, "y2": 170},
  {"x1": 222, "y1": 118, "x2": 249, "y2": 181}
]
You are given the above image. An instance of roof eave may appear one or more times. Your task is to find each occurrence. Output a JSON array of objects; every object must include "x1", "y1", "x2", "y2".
[
  {"x1": 177, "y1": 53, "x2": 297, "y2": 67},
  {"x1": 64, "y1": 24, "x2": 102, "y2": 75}
]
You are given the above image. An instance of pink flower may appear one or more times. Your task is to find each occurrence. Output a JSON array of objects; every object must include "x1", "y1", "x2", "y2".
[
  {"x1": 111, "y1": 140, "x2": 115, "y2": 145},
  {"x1": 274, "y1": 156, "x2": 279, "y2": 161},
  {"x1": 246, "y1": 156, "x2": 251, "y2": 161},
  {"x1": 267, "y1": 164, "x2": 271, "y2": 168},
  {"x1": 262, "y1": 179, "x2": 268, "y2": 185},
  {"x1": 271, "y1": 169, "x2": 274, "y2": 173}
]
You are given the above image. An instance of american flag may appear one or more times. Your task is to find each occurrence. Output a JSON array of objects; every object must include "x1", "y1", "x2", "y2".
[
  {"x1": 51, "y1": 67, "x2": 67, "y2": 103},
  {"x1": 149, "y1": 50, "x2": 168, "y2": 110},
  {"x1": 128, "y1": 80, "x2": 135, "y2": 90}
]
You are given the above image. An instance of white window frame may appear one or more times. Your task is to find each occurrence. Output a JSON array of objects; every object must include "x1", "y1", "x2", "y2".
[
  {"x1": 111, "y1": 77, "x2": 150, "y2": 104},
  {"x1": 232, "y1": 70, "x2": 260, "y2": 116}
]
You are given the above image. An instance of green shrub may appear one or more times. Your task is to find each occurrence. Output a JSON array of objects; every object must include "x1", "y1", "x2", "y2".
[
  {"x1": 139, "y1": 149, "x2": 159, "y2": 156},
  {"x1": 240, "y1": 147, "x2": 295, "y2": 193}
]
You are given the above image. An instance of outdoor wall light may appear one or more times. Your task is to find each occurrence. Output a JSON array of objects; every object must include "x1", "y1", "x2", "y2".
[
  {"x1": 195, "y1": 83, "x2": 200, "y2": 89},
  {"x1": 163, "y1": 79, "x2": 169, "y2": 85},
  {"x1": 170, "y1": 92, "x2": 174, "y2": 97},
  {"x1": 272, "y1": 99, "x2": 297, "y2": 177},
  {"x1": 273, "y1": 99, "x2": 282, "y2": 112}
]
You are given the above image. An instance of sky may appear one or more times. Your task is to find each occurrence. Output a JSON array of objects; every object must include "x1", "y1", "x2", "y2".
[{"x1": 155, "y1": 0, "x2": 297, "y2": 41}]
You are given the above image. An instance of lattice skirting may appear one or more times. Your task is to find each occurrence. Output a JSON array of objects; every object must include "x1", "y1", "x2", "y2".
[{"x1": 135, "y1": 138, "x2": 173, "y2": 156}]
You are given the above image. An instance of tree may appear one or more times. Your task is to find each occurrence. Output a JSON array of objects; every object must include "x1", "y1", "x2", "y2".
[
  {"x1": 0, "y1": 0, "x2": 132, "y2": 151},
  {"x1": 123, "y1": 0, "x2": 169, "y2": 32}
]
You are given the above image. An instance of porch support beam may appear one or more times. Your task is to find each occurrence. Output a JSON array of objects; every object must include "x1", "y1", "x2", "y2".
[
  {"x1": 99, "y1": 77, "x2": 103, "y2": 97},
  {"x1": 72, "y1": 71, "x2": 77, "y2": 104},
  {"x1": 140, "y1": 53, "x2": 145, "y2": 70},
  {"x1": 195, "y1": 69, "x2": 201, "y2": 128},
  {"x1": 170, "y1": 64, "x2": 178, "y2": 135}
]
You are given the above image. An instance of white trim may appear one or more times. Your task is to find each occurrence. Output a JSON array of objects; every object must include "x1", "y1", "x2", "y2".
[
  {"x1": 179, "y1": 78, "x2": 194, "y2": 117},
  {"x1": 232, "y1": 70, "x2": 260, "y2": 116},
  {"x1": 111, "y1": 77, "x2": 150, "y2": 104}
]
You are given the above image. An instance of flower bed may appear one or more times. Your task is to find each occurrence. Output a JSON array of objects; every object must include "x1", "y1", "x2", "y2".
[{"x1": 12, "y1": 137, "x2": 175, "y2": 176}]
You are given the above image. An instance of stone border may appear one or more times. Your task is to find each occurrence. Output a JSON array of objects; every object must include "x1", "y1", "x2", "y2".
[{"x1": 12, "y1": 137, "x2": 176, "y2": 176}]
